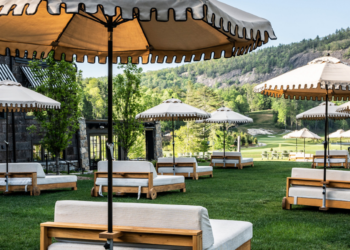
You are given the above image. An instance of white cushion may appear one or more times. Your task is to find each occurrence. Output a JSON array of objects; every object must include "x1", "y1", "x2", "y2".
[
  {"x1": 0, "y1": 163, "x2": 46, "y2": 178},
  {"x1": 208, "y1": 219, "x2": 252, "y2": 250},
  {"x1": 158, "y1": 166, "x2": 213, "y2": 174},
  {"x1": 295, "y1": 153, "x2": 313, "y2": 158},
  {"x1": 158, "y1": 157, "x2": 197, "y2": 164},
  {"x1": 291, "y1": 168, "x2": 350, "y2": 181},
  {"x1": 37, "y1": 175, "x2": 77, "y2": 185},
  {"x1": 98, "y1": 161, "x2": 157, "y2": 178},
  {"x1": 54, "y1": 201, "x2": 214, "y2": 249},
  {"x1": 48, "y1": 242, "x2": 184, "y2": 249},
  {"x1": 314, "y1": 158, "x2": 346, "y2": 163},
  {"x1": 289, "y1": 186, "x2": 350, "y2": 202},
  {"x1": 95, "y1": 175, "x2": 184, "y2": 187},
  {"x1": 212, "y1": 152, "x2": 242, "y2": 157},
  {"x1": 212, "y1": 158, "x2": 253, "y2": 165},
  {"x1": 241, "y1": 158, "x2": 253, "y2": 164},
  {"x1": 0, "y1": 177, "x2": 32, "y2": 186},
  {"x1": 315, "y1": 150, "x2": 349, "y2": 156}
]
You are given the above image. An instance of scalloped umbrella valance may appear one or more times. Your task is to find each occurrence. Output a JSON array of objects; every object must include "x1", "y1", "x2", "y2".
[
  {"x1": 0, "y1": 80, "x2": 60, "y2": 193},
  {"x1": 195, "y1": 106, "x2": 253, "y2": 167},
  {"x1": 0, "y1": 1, "x2": 275, "y2": 245},
  {"x1": 286, "y1": 128, "x2": 321, "y2": 160},
  {"x1": 254, "y1": 56, "x2": 350, "y2": 211},
  {"x1": 296, "y1": 102, "x2": 350, "y2": 121},
  {"x1": 136, "y1": 98, "x2": 210, "y2": 174}
]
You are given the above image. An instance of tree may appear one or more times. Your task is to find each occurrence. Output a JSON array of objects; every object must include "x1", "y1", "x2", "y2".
[
  {"x1": 113, "y1": 61, "x2": 144, "y2": 159},
  {"x1": 29, "y1": 52, "x2": 82, "y2": 174}
]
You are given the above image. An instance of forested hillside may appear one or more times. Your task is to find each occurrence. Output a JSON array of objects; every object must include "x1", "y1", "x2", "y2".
[{"x1": 81, "y1": 27, "x2": 350, "y2": 133}]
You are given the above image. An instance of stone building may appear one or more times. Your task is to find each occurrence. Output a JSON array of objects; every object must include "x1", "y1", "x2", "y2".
[{"x1": 0, "y1": 54, "x2": 162, "y2": 170}]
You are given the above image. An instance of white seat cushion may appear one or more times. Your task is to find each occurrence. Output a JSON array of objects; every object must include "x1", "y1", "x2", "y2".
[
  {"x1": 212, "y1": 152, "x2": 242, "y2": 157},
  {"x1": 241, "y1": 158, "x2": 253, "y2": 164},
  {"x1": 54, "y1": 201, "x2": 214, "y2": 249},
  {"x1": 291, "y1": 168, "x2": 350, "y2": 181},
  {"x1": 37, "y1": 175, "x2": 77, "y2": 185},
  {"x1": 0, "y1": 177, "x2": 32, "y2": 186},
  {"x1": 0, "y1": 163, "x2": 46, "y2": 178},
  {"x1": 289, "y1": 186, "x2": 350, "y2": 202},
  {"x1": 98, "y1": 161, "x2": 157, "y2": 178},
  {"x1": 158, "y1": 166, "x2": 212, "y2": 174},
  {"x1": 314, "y1": 158, "x2": 346, "y2": 163},
  {"x1": 208, "y1": 219, "x2": 253, "y2": 250},
  {"x1": 48, "y1": 242, "x2": 188, "y2": 250},
  {"x1": 315, "y1": 150, "x2": 349, "y2": 156},
  {"x1": 96, "y1": 175, "x2": 184, "y2": 187}
]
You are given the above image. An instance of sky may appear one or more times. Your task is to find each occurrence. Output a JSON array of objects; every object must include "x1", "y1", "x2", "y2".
[{"x1": 77, "y1": 0, "x2": 350, "y2": 78}]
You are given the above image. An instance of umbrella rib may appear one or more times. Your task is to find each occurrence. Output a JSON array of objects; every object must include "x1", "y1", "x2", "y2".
[{"x1": 77, "y1": 12, "x2": 107, "y2": 25}]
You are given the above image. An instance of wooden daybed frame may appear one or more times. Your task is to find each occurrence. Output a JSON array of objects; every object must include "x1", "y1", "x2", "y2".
[
  {"x1": 40, "y1": 222, "x2": 251, "y2": 250},
  {"x1": 0, "y1": 172, "x2": 77, "y2": 196},
  {"x1": 311, "y1": 155, "x2": 349, "y2": 169},
  {"x1": 210, "y1": 155, "x2": 254, "y2": 169},
  {"x1": 156, "y1": 162, "x2": 213, "y2": 180},
  {"x1": 282, "y1": 177, "x2": 350, "y2": 210},
  {"x1": 91, "y1": 172, "x2": 186, "y2": 199}
]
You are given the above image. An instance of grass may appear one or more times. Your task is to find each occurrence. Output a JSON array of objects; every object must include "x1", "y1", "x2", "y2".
[{"x1": 1, "y1": 161, "x2": 350, "y2": 249}]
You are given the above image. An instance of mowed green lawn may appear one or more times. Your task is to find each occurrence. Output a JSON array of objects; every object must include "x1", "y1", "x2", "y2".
[{"x1": 1, "y1": 161, "x2": 350, "y2": 249}]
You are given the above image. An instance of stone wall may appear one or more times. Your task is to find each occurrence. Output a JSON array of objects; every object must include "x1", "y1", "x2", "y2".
[
  {"x1": 78, "y1": 118, "x2": 89, "y2": 170},
  {"x1": 155, "y1": 122, "x2": 163, "y2": 159}
]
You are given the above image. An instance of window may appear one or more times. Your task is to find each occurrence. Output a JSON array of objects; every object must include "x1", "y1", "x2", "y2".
[
  {"x1": 33, "y1": 144, "x2": 42, "y2": 161},
  {"x1": 89, "y1": 135, "x2": 118, "y2": 161},
  {"x1": 0, "y1": 112, "x2": 5, "y2": 119}
]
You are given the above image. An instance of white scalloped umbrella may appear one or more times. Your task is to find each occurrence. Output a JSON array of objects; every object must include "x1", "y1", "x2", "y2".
[
  {"x1": 196, "y1": 107, "x2": 253, "y2": 167},
  {"x1": 337, "y1": 101, "x2": 350, "y2": 113},
  {"x1": 0, "y1": 80, "x2": 60, "y2": 193},
  {"x1": 0, "y1": 0, "x2": 275, "y2": 245},
  {"x1": 254, "y1": 56, "x2": 350, "y2": 210},
  {"x1": 296, "y1": 102, "x2": 349, "y2": 120},
  {"x1": 328, "y1": 129, "x2": 350, "y2": 149},
  {"x1": 287, "y1": 128, "x2": 321, "y2": 160},
  {"x1": 136, "y1": 98, "x2": 210, "y2": 173},
  {"x1": 283, "y1": 130, "x2": 299, "y2": 152}
]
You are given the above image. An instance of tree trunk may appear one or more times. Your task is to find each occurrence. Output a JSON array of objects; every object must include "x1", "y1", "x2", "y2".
[
  {"x1": 55, "y1": 153, "x2": 60, "y2": 175},
  {"x1": 123, "y1": 148, "x2": 128, "y2": 160}
]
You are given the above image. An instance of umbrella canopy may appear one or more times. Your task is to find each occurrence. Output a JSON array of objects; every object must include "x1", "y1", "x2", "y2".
[
  {"x1": 328, "y1": 129, "x2": 345, "y2": 139},
  {"x1": 0, "y1": 0, "x2": 276, "y2": 63},
  {"x1": 296, "y1": 102, "x2": 350, "y2": 120},
  {"x1": 336, "y1": 101, "x2": 350, "y2": 113},
  {"x1": 254, "y1": 55, "x2": 350, "y2": 211},
  {"x1": 0, "y1": 0, "x2": 275, "y2": 246},
  {"x1": 288, "y1": 128, "x2": 321, "y2": 140},
  {"x1": 135, "y1": 98, "x2": 210, "y2": 121},
  {"x1": 283, "y1": 130, "x2": 299, "y2": 139},
  {"x1": 136, "y1": 98, "x2": 209, "y2": 173},
  {"x1": 0, "y1": 80, "x2": 61, "y2": 111},
  {"x1": 197, "y1": 106, "x2": 253, "y2": 167},
  {"x1": 0, "y1": 80, "x2": 60, "y2": 193}
]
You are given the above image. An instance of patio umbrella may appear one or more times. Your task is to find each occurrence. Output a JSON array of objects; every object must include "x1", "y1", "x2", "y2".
[
  {"x1": 197, "y1": 106, "x2": 253, "y2": 167},
  {"x1": 296, "y1": 102, "x2": 349, "y2": 153},
  {"x1": 328, "y1": 129, "x2": 345, "y2": 149},
  {"x1": 287, "y1": 128, "x2": 321, "y2": 160},
  {"x1": 0, "y1": 80, "x2": 60, "y2": 193},
  {"x1": 283, "y1": 130, "x2": 299, "y2": 152},
  {"x1": 0, "y1": 0, "x2": 275, "y2": 246},
  {"x1": 136, "y1": 98, "x2": 210, "y2": 174},
  {"x1": 254, "y1": 56, "x2": 350, "y2": 211}
]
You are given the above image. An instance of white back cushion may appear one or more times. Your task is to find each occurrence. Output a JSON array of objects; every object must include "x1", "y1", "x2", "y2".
[
  {"x1": 315, "y1": 150, "x2": 349, "y2": 156},
  {"x1": 98, "y1": 161, "x2": 157, "y2": 178},
  {"x1": 212, "y1": 152, "x2": 242, "y2": 157},
  {"x1": 0, "y1": 163, "x2": 46, "y2": 178},
  {"x1": 291, "y1": 168, "x2": 350, "y2": 181},
  {"x1": 55, "y1": 200, "x2": 214, "y2": 249},
  {"x1": 158, "y1": 157, "x2": 197, "y2": 163}
]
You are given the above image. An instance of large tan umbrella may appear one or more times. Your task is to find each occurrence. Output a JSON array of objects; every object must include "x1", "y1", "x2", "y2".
[
  {"x1": 0, "y1": 0, "x2": 275, "y2": 246},
  {"x1": 136, "y1": 98, "x2": 210, "y2": 174},
  {"x1": 287, "y1": 128, "x2": 321, "y2": 160},
  {"x1": 196, "y1": 106, "x2": 253, "y2": 167},
  {"x1": 254, "y1": 56, "x2": 350, "y2": 211},
  {"x1": 0, "y1": 80, "x2": 61, "y2": 193},
  {"x1": 283, "y1": 130, "x2": 299, "y2": 152}
]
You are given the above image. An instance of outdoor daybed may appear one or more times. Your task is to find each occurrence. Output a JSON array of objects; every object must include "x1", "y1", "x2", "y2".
[
  {"x1": 41, "y1": 200, "x2": 253, "y2": 250},
  {"x1": 91, "y1": 161, "x2": 186, "y2": 199},
  {"x1": 210, "y1": 152, "x2": 254, "y2": 169},
  {"x1": 312, "y1": 150, "x2": 349, "y2": 168},
  {"x1": 282, "y1": 168, "x2": 350, "y2": 210},
  {"x1": 156, "y1": 157, "x2": 213, "y2": 180},
  {"x1": 0, "y1": 163, "x2": 77, "y2": 196}
]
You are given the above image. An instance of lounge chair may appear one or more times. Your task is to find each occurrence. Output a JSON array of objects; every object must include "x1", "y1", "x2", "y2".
[
  {"x1": 281, "y1": 150, "x2": 289, "y2": 159},
  {"x1": 156, "y1": 157, "x2": 213, "y2": 180},
  {"x1": 295, "y1": 153, "x2": 313, "y2": 162},
  {"x1": 288, "y1": 152, "x2": 296, "y2": 161},
  {"x1": 91, "y1": 161, "x2": 186, "y2": 199},
  {"x1": 261, "y1": 151, "x2": 269, "y2": 160},
  {"x1": 271, "y1": 150, "x2": 280, "y2": 160},
  {"x1": 41, "y1": 200, "x2": 253, "y2": 250},
  {"x1": 210, "y1": 152, "x2": 254, "y2": 169},
  {"x1": 282, "y1": 168, "x2": 350, "y2": 210},
  {"x1": 312, "y1": 150, "x2": 349, "y2": 168},
  {"x1": 0, "y1": 163, "x2": 77, "y2": 196}
]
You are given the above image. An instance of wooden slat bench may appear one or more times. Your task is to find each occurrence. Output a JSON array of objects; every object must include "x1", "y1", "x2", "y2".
[
  {"x1": 210, "y1": 152, "x2": 254, "y2": 169},
  {"x1": 312, "y1": 150, "x2": 349, "y2": 169}
]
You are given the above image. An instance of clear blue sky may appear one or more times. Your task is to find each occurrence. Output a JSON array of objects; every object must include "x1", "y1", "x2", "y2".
[{"x1": 77, "y1": 0, "x2": 350, "y2": 78}]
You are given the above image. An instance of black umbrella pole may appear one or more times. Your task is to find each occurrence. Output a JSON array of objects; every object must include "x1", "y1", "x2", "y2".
[
  {"x1": 106, "y1": 19, "x2": 114, "y2": 249},
  {"x1": 5, "y1": 106, "x2": 9, "y2": 192},
  {"x1": 172, "y1": 116, "x2": 175, "y2": 175},
  {"x1": 321, "y1": 91, "x2": 329, "y2": 210}
]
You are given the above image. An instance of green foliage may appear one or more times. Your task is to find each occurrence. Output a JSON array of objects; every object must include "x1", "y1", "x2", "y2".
[
  {"x1": 113, "y1": 61, "x2": 144, "y2": 159},
  {"x1": 29, "y1": 52, "x2": 82, "y2": 171},
  {"x1": 128, "y1": 133, "x2": 145, "y2": 160}
]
